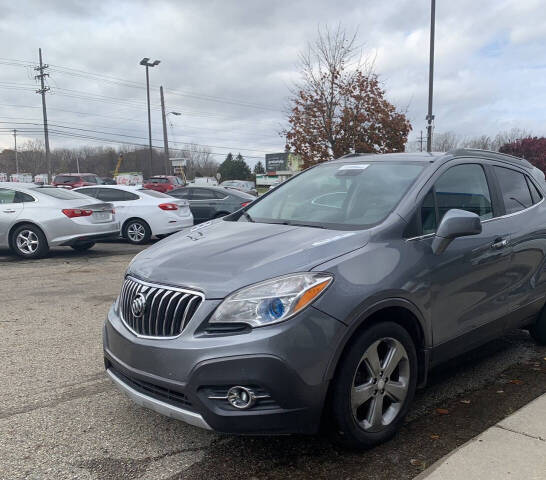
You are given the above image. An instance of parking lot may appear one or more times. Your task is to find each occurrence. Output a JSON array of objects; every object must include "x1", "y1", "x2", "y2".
[{"x1": 1, "y1": 242, "x2": 546, "y2": 480}]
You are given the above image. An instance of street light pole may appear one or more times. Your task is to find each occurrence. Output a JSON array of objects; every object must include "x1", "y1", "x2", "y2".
[
  {"x1": 426, "y1": 0, "x2": 436, "y2": 153},
  {"x1": 139, "y1": 57, "x2": 160, "y2": 178},
  {"x1": 160, "y1": 86, "x2": 181, "y2": 175},
  {"x1": 13, "y1": 129, "x2": 18, "y2": 174}
]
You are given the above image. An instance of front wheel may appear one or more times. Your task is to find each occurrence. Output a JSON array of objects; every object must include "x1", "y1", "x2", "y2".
[
  {"x1": 329, "y1": 322, "x2": 417, "y2": 450},
  {"x1": 123, "y1": 219, "x2": 151, "y2": 245},
  {"x1": 530, "y1": 307, "x2": 546, "y2": 345}
]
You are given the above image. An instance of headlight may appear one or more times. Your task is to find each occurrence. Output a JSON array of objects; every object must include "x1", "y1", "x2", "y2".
[{"x1": 209, "y1": 273, "x2": 333, "y2": 327}]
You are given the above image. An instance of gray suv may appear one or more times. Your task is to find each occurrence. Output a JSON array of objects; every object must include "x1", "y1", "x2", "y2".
[{"x1": 103, "y1": 149, "x2": 546, "y2": 449}]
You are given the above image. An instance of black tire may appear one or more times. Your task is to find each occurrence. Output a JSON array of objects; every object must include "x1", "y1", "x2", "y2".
[
  {"x1": 530, "y1": 308, "x2": 546, "y2": 345},
  {"x1": 71, "y1": 242, "x2": 95, "y2": 252},
  {"x1": 123, "y1": 219, "x2": 152, "y2": 245},
  {"x1": 328, "y1": 322, "x2": 418, "y2": 450},
  {"x1": 11, "y1": 224, "x2": 49, "y2": 259}
]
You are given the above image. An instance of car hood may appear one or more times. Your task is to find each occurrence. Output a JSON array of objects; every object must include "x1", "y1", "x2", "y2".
[{"x1": 128, "y1": 220, "x2": 369, "y2": 298}]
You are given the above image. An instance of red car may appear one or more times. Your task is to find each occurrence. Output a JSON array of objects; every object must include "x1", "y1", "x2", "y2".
[
  {"x1": 52, "y1": 173, "x2": 102, "y2": 189},
  {"x1": 143, "y1": 175, "x2": 185, "y2": 193}
]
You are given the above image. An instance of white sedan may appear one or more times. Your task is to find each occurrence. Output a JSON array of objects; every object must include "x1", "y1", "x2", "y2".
[{"x1": 74, "y1": 185, "x2": 193, "y2": 244}]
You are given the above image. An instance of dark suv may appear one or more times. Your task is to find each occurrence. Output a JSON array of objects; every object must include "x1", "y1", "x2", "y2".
[{"x1": 104, "y1": 150, "x2": 546, "y2": 449}]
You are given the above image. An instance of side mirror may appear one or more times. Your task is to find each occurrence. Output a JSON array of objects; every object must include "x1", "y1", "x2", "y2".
[{"x1": 431, "y1": 209, "x2": 482, "y2": 255}]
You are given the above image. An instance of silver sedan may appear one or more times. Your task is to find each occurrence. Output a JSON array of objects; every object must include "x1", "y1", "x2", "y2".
[{"x1": 0, "y1": 182, "x2": 120, "y2": 259}]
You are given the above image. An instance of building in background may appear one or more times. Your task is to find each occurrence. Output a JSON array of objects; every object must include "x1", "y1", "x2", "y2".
[{"x1": 256, "y1": 152, "x2": 303, "y2": 187}]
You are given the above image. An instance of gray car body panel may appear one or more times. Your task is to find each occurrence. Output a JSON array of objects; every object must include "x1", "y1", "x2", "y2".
[{"x1": 105, "y1": 150, "x2": 546, "y2": 434}]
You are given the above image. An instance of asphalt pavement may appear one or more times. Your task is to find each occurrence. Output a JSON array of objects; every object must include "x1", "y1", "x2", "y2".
[{"x1": 1, "y1": 242, "x2": 545, "y2": 479}]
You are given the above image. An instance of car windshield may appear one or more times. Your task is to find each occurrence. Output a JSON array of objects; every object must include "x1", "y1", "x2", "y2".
[
  {"x1": 34, "y1": 186, "x2": 92, "y2": 200},
  {"x1": 145, "y1": 178, "x2": 168, "y2": 184},
  {"x1": 244, "y1": 162, "x2": 424, "y2": 230},
  {"x1": 54, "y1": 175, "x2": 79, "y2": 183},
  {"x1": 137, "y1": 189, "x2": 172, "y2": 198}
]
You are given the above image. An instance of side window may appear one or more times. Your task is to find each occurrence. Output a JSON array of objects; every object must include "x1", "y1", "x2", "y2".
[
  {"x1": 0, "y1": 188, "x2": 16, "y2": 204},
  {"x1": 77, "y1": 188, "x2": 99, "y2": 198},
  {"x1": 435, "y1": 164, "x2": 493, "y2": 221},
  {"x1": 14, "y1": 191, "x2": 36, "y2": 203},
  {"x1": 97, "y1": 188, "x2": 139, "y2": 202},
  {"x1": 421, "y1": 189, "x2": 437, "y2": 234},
  {"x1": 192, "y1": 188, "x2": 217, "y2": 200},
  {"x1": 173, "y1": 189, "x2": 191, "y2": 199},
  {"x1": 526, "y1": 178, "x2": 543, "y2": 205},
  {"x1": 213, "y1": 190, "x2": 228, "y2": 199},
  {"x1": 494, "y1": 167, "x2": 533, "y2": 214}
]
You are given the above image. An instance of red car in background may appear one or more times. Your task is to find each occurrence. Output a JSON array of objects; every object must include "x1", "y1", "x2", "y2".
[
  {"x1": 52, "y1": 173, "x2": 102, "y2": 189},
  {"x1": 143, "y1": 175, "x2": 185, "y2": 193}
]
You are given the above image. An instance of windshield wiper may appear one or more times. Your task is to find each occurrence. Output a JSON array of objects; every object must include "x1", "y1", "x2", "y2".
[{"x1": 242, "y1": 211, "x2": 254, "y2": 223}]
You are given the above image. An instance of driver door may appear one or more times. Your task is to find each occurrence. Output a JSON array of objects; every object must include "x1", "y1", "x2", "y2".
[{"x1": 421, "y1": 163, "x2": 513, "y2": 361}]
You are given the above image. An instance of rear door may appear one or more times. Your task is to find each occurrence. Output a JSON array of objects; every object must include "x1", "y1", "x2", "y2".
[
  {"x1": 491, "y1": 165, "x2": 546, "y2": 328},
  {"x1": 95, "y1": 188, "x2": 140, "y2": 225},
  {"x1": 0, "y1": 188, "x2": 25, "y2": 246},
  {"x1": 188, "y1": 188, "x2": 218, "y2": 223}
]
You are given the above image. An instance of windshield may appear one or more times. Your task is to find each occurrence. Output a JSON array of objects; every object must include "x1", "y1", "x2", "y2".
[
  {"x1": 34, "y1": 186, "x2": 92, "y2": 200},
  {"x1": 245, "y1": 162, "x2": 424, "y2": 229},
  {"x1": 137, "y1": 189, "x2": 172, "y2": 198},
  {"x1": 145, "y1": 178, "x2": 168, "y2": 184}
]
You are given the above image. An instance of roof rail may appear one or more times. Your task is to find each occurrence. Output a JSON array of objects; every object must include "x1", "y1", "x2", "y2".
[{"x1": 447, "y1": 148, "x2": 533, "y2": 168}]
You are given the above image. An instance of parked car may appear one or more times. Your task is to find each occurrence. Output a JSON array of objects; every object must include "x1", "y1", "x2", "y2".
[
  {"x1": 0, "y1": 183, "x2": 118, "y2": 258},
  {"x1": 168, "y1": 185, "x2": 254, "y2": 223},
  {"x1": 143, "y1": 175, "x2": 185, "y2": 193},
  {"x1": 74, "y1": 185, "x2": 193, "y2": 244},
  {"x1": 103, "y1": 149, "x2": 546, "y2": 449},
  {"x1": 220, "y1": 180, "x2": 257, "y2": 196},
  {"x1": 52, "y1": 173, "x2": 102, "y2": 189},
  {"x1": 100, "y1": 177, "x2": 117, "y2": 185}
]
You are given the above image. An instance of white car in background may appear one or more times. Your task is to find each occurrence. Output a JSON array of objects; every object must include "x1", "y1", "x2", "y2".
[{"x1": 74, "y1": 185, "x2": 193, "y2": 244}]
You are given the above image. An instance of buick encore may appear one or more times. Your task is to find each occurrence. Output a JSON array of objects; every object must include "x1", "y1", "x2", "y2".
[{"x1": 103, "y1": 150, "x2": 546, "y2": 449}]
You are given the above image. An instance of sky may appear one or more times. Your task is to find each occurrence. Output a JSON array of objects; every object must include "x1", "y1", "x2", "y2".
[{"x1": 1, "y1": 0, "x2": 546, "y2": 167}]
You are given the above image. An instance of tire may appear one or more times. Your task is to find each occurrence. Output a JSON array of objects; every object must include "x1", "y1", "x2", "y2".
[
  {"x1": 11, "y1": 224, "x2": 49, "y2": 259},
  {"x1": 328, "y1": 321, "x2": 418, "y2": 450},
  {"x1": 530, "y1": 308, "x2": 546, "y2": 345},
  {"x1": 123, "y1": 219, "x2": 152, "y2": 245},
  {"x1": 71, "y1": 242, "x2": 95, "y2": 252}
]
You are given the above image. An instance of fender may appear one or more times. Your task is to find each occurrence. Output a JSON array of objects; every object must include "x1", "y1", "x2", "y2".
[{"x1": 323, "y1": 296, "x2": 431, "y2": 387}]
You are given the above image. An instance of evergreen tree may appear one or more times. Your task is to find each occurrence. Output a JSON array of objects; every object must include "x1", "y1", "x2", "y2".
[
  {"x1": 253, "y1": 161, "x2": 265, "y2": 174},
  {"x1": 218, "y1": 152, "x2": 251, "y2": 180}
]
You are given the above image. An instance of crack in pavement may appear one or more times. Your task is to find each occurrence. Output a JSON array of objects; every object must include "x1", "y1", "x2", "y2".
[{"x1": 495, "y1": 424, "x2": 546, "y2": 442}]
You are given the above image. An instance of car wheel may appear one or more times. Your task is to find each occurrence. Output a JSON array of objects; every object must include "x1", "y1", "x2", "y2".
[
  {"x1": 329, "y1": 321, "x2": 417, "y2": 450},
  {"x1": 11, "y1": 224, "x2": 49, "y2": 259},
  {"x1": 123, "y1": 219, "x2": 151, "y2": 245},
  {"x1": 530, "y1": 308, "x2": 546, "y2": 345},
  {"x1": 71, "y1": 242, "x2": 95, "y2": 252}
]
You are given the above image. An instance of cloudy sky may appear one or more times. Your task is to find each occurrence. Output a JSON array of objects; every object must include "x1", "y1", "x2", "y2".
[{"x1": 1, "y1": 0, "x2": 545, "y2": 166}]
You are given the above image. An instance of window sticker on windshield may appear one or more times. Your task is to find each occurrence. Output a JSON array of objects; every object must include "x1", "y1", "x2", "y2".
[{"x1": 338, "y1": 164, "x2": 369, "y2": 171}]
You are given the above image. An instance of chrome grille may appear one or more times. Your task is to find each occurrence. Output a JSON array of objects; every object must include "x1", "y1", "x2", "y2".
[{"x1": 119, "y1": 276, "x2": 203, "y2": 337}]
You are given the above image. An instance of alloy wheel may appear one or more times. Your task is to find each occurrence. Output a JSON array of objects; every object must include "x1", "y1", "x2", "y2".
[
  {"x1": 127, "y1": 223, "x2": 146, "y2": 242},
  {"x1": 351, "y1": 337, "x2": 410, "y2": 432},
  {"x1": 16, "y1": 230, "x2": 39, "y2": 255}
]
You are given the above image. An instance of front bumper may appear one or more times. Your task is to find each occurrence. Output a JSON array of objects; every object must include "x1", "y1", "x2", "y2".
[{"x1": 103, "y1": 300, "x2": 345, "y2": 434}]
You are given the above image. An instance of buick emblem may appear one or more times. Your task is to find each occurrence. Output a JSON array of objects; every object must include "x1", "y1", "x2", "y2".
[{"x1": 131, "y1": 292, "x2": 147, "y2": 318}]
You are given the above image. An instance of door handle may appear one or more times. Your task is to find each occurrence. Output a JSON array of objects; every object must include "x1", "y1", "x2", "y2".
[
  {"x1": 2, "y1": 209, "x2": 16, "y2": 213},
  {"x1": 491, "y1": 238, "x2": 508, "y2": 249}
]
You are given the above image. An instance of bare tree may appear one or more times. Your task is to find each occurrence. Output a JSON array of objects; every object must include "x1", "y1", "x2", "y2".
[
  {"x1": 432, "y1": 131, "x2": 460, "y2": 152},
  {"x1": 179, "y1": 144, "x2": 218, "y2": 178}
]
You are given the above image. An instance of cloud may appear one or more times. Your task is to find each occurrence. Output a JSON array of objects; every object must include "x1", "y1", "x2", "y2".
[{"x1": 0, "y1": 0, "x2": 545, "y2": 165}]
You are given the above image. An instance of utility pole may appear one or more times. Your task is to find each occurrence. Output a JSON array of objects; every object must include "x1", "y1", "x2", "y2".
[
  {"x1": 426, "y1": 0, "x2": 436, "y2": 153},
  {"x1": 35, "y1": 48, "x2": 52, "y2": 182},
  {"x1": 139, "y1": 58, "x2": 160, "y2": 178},
  {"x1": 418, "y1": 130, "x2": 424, "y2": 152},
  {"x1": 13, "y1": 129, "x2": 18, "y2": 174},
  {"x1": 160, "y1": 86, "x2": 169, "y2": 174}
]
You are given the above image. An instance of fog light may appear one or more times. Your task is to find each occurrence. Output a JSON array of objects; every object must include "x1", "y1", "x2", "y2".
[{"x1": 227, "y1": 386, "x2": 256, "y2": 409}]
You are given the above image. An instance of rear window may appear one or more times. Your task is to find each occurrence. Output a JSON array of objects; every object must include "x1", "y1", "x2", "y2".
[
  {"x1": 54, "y1": 175, "x2": 79, "y2": 184},
  {"x1": 145, "y1": 178, "x2": 168, "y2": 184},
  {"x1": 35, "y1": 187, "x2": 90, "y2": 200},
  {"x1": 137, "y1": 189, "x2": 172, "y2": 198}
]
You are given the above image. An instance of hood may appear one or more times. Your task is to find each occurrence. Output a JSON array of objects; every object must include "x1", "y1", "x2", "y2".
[{"x1": 128, "y1": 219, "x2": 369, "y2": 298}]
